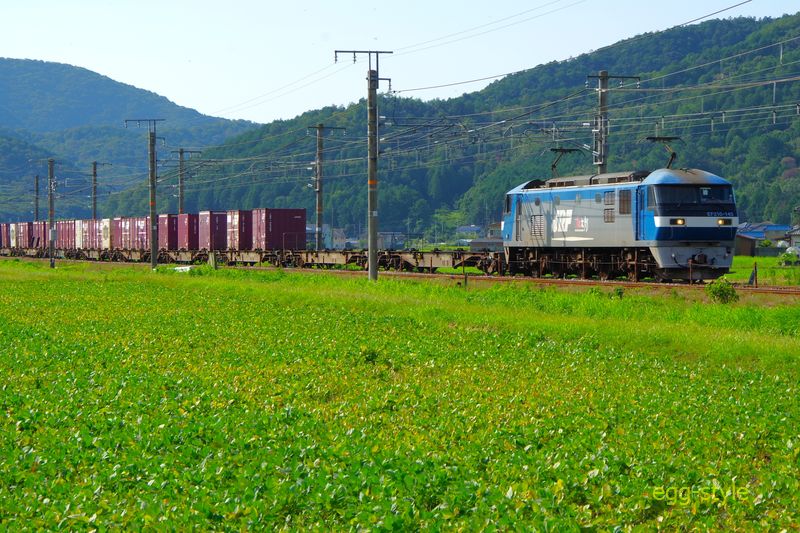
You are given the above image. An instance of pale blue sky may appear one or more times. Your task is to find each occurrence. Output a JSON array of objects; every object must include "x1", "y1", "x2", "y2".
[{"x1": 1, "y1": 0, "x2": 797, "y2": 124}]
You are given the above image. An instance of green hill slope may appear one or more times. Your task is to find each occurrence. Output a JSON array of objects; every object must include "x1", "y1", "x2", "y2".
[
  {"x1": 114, "y1": 13, "x2": 797, "y2": 238},
  {"x1": 3, "y1": 13, "x2": 800, "y2": 232},
  {"x1": 0, "y1": 58, "x2": 257, "y2": 220}
]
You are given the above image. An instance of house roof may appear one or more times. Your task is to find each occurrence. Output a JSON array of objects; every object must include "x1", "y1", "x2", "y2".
[
  {"x1": 736, "y1": 232, "x2": 764, "y2": 241},
  {"x1": 737, "y1": 222, "x2": 792, "y2": 233},
  {"x1": 456, "y1": 225, "x2": 482, "y2": 233}
]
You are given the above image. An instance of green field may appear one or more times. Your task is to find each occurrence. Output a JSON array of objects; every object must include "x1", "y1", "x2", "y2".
[
  {"x1": 1, "y1": 260, "x2": 799, "y2": 529},
  {"x1": 728, "y1": 256, "x2": 800, "y2": 286}
]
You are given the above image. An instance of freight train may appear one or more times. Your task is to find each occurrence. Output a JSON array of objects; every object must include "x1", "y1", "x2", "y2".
[
  {"x1": 0, "y1": 208, "x2": 307, "y2": 264},
  {"x1": 1, "y1": 166, "x2": 739, "y2": 281},
  {"x1": 501, "y1": 167, "x2": 738, "y2": 281},
  {"x1": 0, "y1": 207, "x2": 497, "y2": 273}
]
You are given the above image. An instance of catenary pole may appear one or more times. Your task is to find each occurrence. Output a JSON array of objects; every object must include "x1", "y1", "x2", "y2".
[
  {"x1": 148, "y1": 129, "x2": 157, "y2": 269},
  {"x1": 587, "y1": 70, "x2": 639, "y2": 174},
  {"x1": 34, "y1": 175, "x2": 39, "y2": 221},
  {"x1": 90, "y1": 162, "x2": 111, "y2": 220},
  {"x1": 307, "y1": 124, "x2": 345, "y2": 250},
  {"x1": 171, "y1": 148, "x2": 201, "y2": 215},
  {"x1": 124, "y1": 119, "x2": 164, "y2": 269},
  {"x1": 48, "y1": 159, "x2": 55, "y2": 269},
  {"x1": 334, "y1": 50, "x2": 392, "y2": 280}
]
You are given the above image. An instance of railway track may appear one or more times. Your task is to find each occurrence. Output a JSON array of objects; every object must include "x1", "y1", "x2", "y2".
[{"x1": 3, "y1": 253, "x2": 799, "y2": 298}]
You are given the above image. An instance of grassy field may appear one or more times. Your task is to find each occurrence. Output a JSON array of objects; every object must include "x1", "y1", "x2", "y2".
[
  {"x1": 728, "y1": 255, "x2": 800, "y2": 285},
  {"x1": 1, "y1": 259, "x2": 799, "y2": 529}
]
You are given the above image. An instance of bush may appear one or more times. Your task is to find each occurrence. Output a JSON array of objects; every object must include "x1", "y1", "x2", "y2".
[
  {"x1": 779, "y1": 252, "x2": 800, "y2": 266},
  {"x1": 705, "y1": 276, "x2": 739, "y2": 304}
]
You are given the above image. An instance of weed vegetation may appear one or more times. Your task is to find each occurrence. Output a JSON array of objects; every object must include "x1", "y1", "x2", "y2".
[{"x1": 1, "y1": 259, "x2": 798, "y2": 529}]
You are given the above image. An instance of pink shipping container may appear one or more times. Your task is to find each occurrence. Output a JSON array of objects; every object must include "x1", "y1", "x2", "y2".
[
  {"x1": 55, "y1": 220, "x2": 76, "y2": 250},
  {"x1": 227, "y1": 210, "x2": 253, "y2": 250},
  {"x1": 199, "y1": 211, "x2": 227, "y2": 251},
  {"x1": 119, "y1": 217, "x2": 132, "y2": 250},
  {"x1": 33, "y1": 221, "x2": 49, "y2": 249},
  {"x1": 133, "y1": 217, "x2": 150, "y2": 250},
  {"x1": 67, "y1": 220, "x2": 77, "y2": 249},
  {"x1": 252, "y1": 208, "x2": 306, "y2": 250},
  {"x1": 112, "y1": 218, "x2": 123, "y2": 249},
  {"x1": 83, "y1": 219, "x2": 103, "y2": 250},
  {"x1": 158, "y1": 214, "x2": 178, "y2": 250},
  {"x1": 178, "y1": 213, "x2": 199, "y2": 250},
  {"x1": 15, "y1": 222, "x2": 33, "y2": 248}
]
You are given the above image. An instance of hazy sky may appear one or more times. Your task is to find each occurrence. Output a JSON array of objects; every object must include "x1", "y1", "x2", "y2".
[{"x1": 1, "y1": 0, "x2": 797, "y2": 124}]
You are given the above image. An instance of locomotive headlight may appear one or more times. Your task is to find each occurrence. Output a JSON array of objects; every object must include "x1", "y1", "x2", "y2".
[
  {"x1": 717, "y1": 218, "x2": 732, "y2": 226},
  {"x1": 670, "y1": 218, "x2": 685, "y2": 226}
]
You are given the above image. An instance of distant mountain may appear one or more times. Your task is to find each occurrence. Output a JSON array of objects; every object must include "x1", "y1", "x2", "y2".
[
  {"x1": 0, "y1": 58, "x2": 257, "y2": 221},
  {"x1": 1, "y1": 59, "x2": 205, "y2": 131}
]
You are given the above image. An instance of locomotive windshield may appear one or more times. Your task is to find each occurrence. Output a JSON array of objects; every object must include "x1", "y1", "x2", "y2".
[{"x1": 649, "y1": 185, "x2": 736, "y2": 215}]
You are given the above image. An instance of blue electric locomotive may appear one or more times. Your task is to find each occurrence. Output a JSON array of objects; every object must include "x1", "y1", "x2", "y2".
[{"x1": 501, "y1": 168, "x2": 737, "y2": 281}]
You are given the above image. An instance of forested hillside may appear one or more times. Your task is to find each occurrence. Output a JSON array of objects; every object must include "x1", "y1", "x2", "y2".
[
  {"x1": 3, "y1": 14, "x2": 799, "y2": 235},
  {"x1": 102, "y1": 13, "x2": 799, "y2": 238}
]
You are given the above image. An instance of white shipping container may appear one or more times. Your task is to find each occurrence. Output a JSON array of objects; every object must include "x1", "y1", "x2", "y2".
[
  {"x1": 75, "y1": 220, "x2": 84, "y2": 249},
  {"x1": 9, "y1": 224, "x2": 17, "y2": 248},
  {"x1": 101, "y1": 218, "x2": 111, "y2": 250}
]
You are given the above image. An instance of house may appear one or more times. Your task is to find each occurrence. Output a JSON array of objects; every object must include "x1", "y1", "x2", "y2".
[
  {"x1": 455, "y1": 225, "x2": 483, "y2": 238},
  {"x1": 788, "y1": 225, "x2": 800, "y2": 248},
  {"x1": 470, "y1": 222, "x2": 504, "y2": 252},
  {"x1": 735, "y1": 222, "x2": 792, "y2": 256},
  {"x1": 378, "y1": 232, "x2": 405, "y2": 250}
]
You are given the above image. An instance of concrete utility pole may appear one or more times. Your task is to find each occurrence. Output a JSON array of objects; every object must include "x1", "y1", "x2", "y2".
[
  {"x1": 125, "y1": 118, "x2": 164, "y2": 269},
  {"x1": 148, "y1": 130, "x2": 157, "y2": 268},
  {"x1": 48, "y1": 159, "x2": 55, "y2": 269},
  {"x1": 171, "y1": 148, "x2": 201, "y2": 214},
  {"x1": 92, "y1": 162, "x2": 97, "y2": 219},
  {"x1": 307, "y1": 124, "x2": 345, "y2": 251},
  {"x1": 334, "y1": 49, "x2": 392, "y2": 281},
  {"x1": 34, "y1": 175, "x2": 39, "y2": 221},
  {"x1": 91, "y1": 162, "x2": 111, "y2": 219},
  {"x1": 587, "y1": 71, "x2": 640, "y2": 174},
  {"x1": 593, "y1": 70, "x2": 609, "y2": 174}
]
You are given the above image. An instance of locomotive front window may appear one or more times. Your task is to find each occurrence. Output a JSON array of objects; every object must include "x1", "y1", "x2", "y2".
[
  {"x1": 654, "y1": 185, "x2": 734, "y2": 205},
  {"x1": 652, "y1": 185, "x2": 736, "y2": 215}
]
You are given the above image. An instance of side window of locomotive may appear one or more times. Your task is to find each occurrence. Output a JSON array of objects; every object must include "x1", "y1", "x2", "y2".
[
  {"x1": 618, "y1": 190, "x2": 632, "y2": 215},
  {"x1": 604, "y1": 191, "x2": 615, "y2": 206},
  {"x1": 646, "y1": 186, "x2": 656, "y2": 208},
  {"x1": 504, "y1": 195, "x2": 511, "y2": 214}
]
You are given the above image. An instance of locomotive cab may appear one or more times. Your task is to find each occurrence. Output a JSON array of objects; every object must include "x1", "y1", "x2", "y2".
[{"x1": 638, "y1": 169, "x2": 737, "y2": 280}]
